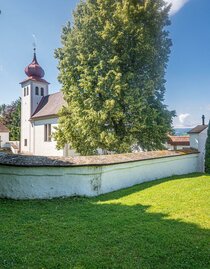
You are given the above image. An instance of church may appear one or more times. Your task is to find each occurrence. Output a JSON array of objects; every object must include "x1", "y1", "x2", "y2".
[
  {"x1": 20, "y1": 50, "x2": 208, "y2": 158},
  {"x1": 20, "y1": 50, "x2": 72, "y2": 157}
]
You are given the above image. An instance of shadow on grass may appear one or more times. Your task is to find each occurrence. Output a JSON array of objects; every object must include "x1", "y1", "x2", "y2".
[{"x1": 0, "y1": 173, "x2": 209, "y2": 269}]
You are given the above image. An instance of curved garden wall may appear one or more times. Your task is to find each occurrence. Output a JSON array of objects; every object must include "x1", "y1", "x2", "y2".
[{"x1": 0, "y1": 150, "x2": 199, "y2": 199}]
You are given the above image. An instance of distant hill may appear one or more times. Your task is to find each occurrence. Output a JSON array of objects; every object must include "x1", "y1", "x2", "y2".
[{"x1": 174, "y1": 128, "x2": 191, "y2": 136}]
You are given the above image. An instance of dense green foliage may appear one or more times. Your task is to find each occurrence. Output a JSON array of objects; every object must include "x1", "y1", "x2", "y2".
[
  {"x1": 0, "y1": 98, "x2": 21, "y2": 140},
  {"x1": 0, "y1": 174, "x2": 209, "y2": 268},
  {"x1": 0, "y1": 104, "x2": 6, "y2": 115},
  {"x1": 55, "y1": 0, "x2": 175, "y2": 155},
  {"x1": 205, "y1": 121, "x2": 210, "y2": 173}
]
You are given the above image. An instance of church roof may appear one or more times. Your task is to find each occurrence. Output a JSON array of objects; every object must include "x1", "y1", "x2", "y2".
[
  {"x1": 0, "y1": 122, "x2": 9, "y2": 133},
  {"x1": 31, "y1": 92, "x2": 66, "y2": 120},
  {"x1": 20, "y1": 76, "x2": 49, "y2": 85},
  {"x1": 188, "y1": 125, "x2": 208, "y2": 134}
]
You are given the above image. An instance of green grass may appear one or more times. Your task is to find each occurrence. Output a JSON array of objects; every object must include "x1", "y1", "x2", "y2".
[{"x1": 0, "y1": 173, "x2": 209, "y2": 269}]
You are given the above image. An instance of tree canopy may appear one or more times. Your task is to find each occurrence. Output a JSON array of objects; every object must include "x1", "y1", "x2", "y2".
[
  {"x1": 55, "y1": 0, "x2": 175, "y2": 155},
  {"x1": 0, "y1": 98, "x2": 21, "y2": 141}
]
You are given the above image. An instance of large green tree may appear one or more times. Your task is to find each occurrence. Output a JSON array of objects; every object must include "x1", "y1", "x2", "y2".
[
  {"x1": 0, "y1": 98, "x2": 21, "y2": 141},
  {"x1": 55, "y1": 0, "x2": 175, "y2": 155}
]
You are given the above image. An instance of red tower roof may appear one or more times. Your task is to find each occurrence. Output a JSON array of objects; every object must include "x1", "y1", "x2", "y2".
[{"x1": 24, "y1": 49, "x2": 45, "y2": 79}]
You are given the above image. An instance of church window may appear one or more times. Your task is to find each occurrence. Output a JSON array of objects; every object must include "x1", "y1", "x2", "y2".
[
  {"x1": 24, "y1": 88, "x2": 26, "y2": 96},
  {"x1": 24, "y1": 139, "x2": 27, "y2": 146},
  {"x1": 27, "y1": 87, "x2": 29, "y2": 95},
  {"x1": 41, "y1": 87, "x2": 44, "y2": 96},
  {"x1": 44, "y1": 124, "x2": 52, "y2": 142},
  {"x1": 35, "y1": 86, "x2": 39, "y2": 95}
]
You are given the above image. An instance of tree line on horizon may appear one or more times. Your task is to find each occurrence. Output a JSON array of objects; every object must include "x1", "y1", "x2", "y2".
[{"x1": 0, "y1": 98, "x2": 21, "y2": 141}]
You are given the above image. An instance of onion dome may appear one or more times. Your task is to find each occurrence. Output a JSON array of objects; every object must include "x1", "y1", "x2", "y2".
[{"x1": 25, "y1": 49, "x2": 45, "y2": 78}]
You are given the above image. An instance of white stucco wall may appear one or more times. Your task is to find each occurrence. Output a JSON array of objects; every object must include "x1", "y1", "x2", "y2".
[
  {"x1": 190, "y1": 133, "x2": 199, "y2": 150},
  {"x1": 0, "y1": 132, "x2": 9, "y2": 148},
  {"x1": 30, "y1": 81, "x2": 49, "y2": 115},
  {"x1": 9, "y1": 141, "x2": 20, "y2": 154},
  {"x1": 189, "y1": 129, "x2": 207, "y2": 172},
  {"x1": 33, "y1": 118, "x2": 64, "y2": 157},
  {"x1": 21, "y1": 80, "x2": 49, "y2": 154},
  {"x1": 165, "y1": 143, "x2": 190, "y2": 150},
  {"x1": 21, "y1": 82, "x2": 31, "y2": 154},
  {"x1": 32, "y1": 118, "x2": 78, "y2": 157},
  {"x1": 0, "y1": 153, "x2": 199, "y2": 199}
]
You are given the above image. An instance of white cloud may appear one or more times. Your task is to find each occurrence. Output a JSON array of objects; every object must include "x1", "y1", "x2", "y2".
[
  {"x1": 164, "y1": 0, "x2": 189, "y2": 15},
  {"x1": 174, "y1": 113, "x2": 195, "y2": 128},
  {"x1": 178, "y1": 113, "x2": 190, "y2": 124}
]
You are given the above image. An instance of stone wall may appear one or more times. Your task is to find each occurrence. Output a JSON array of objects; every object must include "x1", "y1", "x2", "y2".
[{"x1": 0, "y1": 150, "x2": 199, "y2": 199}]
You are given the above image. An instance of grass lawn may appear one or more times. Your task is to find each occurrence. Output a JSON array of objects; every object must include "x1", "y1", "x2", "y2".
[{"x1": 0, "y1": 173, "x2": 209, "y2": 269}]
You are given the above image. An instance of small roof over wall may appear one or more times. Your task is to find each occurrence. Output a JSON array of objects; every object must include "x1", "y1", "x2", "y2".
[
  {"x1": 188, "y1": 125, "x2": 208, "y2": 134},
  {"x1": 0, "y1": 149, "x2": 198, "y2": 167},
  {"x1": 0, "y1": 123, "x2": 9, "y2": 133},
  {"x1": 167, "y1": 135, "x2": 190, "y2": 146}
]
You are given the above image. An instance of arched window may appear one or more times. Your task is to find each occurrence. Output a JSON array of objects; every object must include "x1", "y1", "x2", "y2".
[
  {"x1": 35, "y1": 86, "x2": 39, "y2": 95},
  {"x1": 41, "y1": 87, "x2": 44, "y2": 96},
  {"x1": 27, "y1": 86, "x2": 29, "y2": 96},
  {"x1": 24, "y1": 88, "x2": 26, "y2": 96}
]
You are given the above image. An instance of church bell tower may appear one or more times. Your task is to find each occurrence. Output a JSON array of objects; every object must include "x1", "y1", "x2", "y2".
[{"x1": 20, "y1": 49, "x2": 49, "y2": 154}]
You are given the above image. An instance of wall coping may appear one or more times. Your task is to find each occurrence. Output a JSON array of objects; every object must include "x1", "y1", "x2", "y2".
[{"x1": 0, "y1": 149, "x2": 199, "y2": 168}]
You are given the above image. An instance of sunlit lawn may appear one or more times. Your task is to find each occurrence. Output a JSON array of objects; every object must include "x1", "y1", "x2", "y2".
[{"x1": 0, "y1": 173, "x2": 209, "y2": 269}]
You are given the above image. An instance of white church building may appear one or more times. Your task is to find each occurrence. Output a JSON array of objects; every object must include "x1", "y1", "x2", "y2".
[
  {"x1": 20, "y1": 50, "x2": 69, "y2": 156},
  {"x1": 20, "y1": 50, "x2": 209, "y2": 159}
]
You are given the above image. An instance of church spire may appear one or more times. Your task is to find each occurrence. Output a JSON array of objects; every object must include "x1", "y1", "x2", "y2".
[
  {"x1": 33, "y1": 47, "x2": 38, "y2": 64},
  {"x1": 24, "y1": 49, "x2": 45, "y2": 79}
]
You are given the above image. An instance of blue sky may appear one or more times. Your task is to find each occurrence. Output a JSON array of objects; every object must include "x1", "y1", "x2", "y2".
[{"x1": 0, "y1": 0, "x2": 209, "y2": 127}]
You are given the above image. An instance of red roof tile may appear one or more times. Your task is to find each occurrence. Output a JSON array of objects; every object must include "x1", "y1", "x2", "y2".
[
  {"x1": 167, "y1": 135, "x2": 190, "y2": 146},
  {"x1": 0, "y1": 122, "x2": 9, "y2": 133}
]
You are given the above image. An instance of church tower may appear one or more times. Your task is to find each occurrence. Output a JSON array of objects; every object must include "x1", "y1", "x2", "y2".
[{"x1": 20, "y1": 49, "x2": 49, "y2": 154}]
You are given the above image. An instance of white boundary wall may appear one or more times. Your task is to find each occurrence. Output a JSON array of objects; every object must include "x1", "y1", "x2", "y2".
[
  {"x1": 190, "y1": 129, "x2": 207, "y2": 172},
  {"x1": 0, "y1": 153, "x2": 199, "y2": 199},
  {"x1": 0, "y1": 132, "x2": 9, "y2": 148}
]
